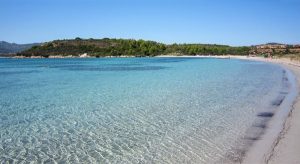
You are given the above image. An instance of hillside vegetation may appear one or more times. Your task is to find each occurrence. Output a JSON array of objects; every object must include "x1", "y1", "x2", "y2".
[
  {"x1": 17, "y1": 38, "x2": 251, "y2": 57},
  {"x1": 16, "y1": 38, "x2": 300, "y2": 58}
]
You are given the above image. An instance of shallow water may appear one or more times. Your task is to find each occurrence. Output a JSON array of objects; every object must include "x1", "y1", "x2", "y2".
[{"x1": 0, "y1": 58, "x2": 283, "y2": 163}]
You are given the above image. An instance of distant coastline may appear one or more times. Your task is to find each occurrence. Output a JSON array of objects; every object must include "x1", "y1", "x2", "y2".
[
  {"x1": 1, "y1": 38, "x2": 299, "y2": 61},
  {"x1": 12, "y1": 54, "x2": 233, "y2": 59}
]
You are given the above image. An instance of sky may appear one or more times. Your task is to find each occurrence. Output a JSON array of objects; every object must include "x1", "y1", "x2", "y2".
[{"x1": 0, "y1": 0, "x2": 300, "y2": 46}]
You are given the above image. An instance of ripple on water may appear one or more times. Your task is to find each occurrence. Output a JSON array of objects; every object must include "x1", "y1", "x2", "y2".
[{"x1": 0, "y1": 58, "x2": 285, "y2": 163}]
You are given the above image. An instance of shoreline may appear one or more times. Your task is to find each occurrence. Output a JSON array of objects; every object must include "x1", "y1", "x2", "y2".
[
  {"x1": 1, "y1": 55, "x2": 299, "y2": 163},
  {"x1": 231, "y1": 56, "x2": 300, "y2": 164},
  {"x1": 7, "y1": 54, "x2": 232, "y2": 59},
  {"x1": 157, "y1": 55, "x2": 300, "y2": 163},
  {"x1": 268, "y1": 64, "x2": 300, "y2": 164}
]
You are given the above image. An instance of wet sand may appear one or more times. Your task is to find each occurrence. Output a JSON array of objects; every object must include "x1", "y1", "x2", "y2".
[
  {"x1": 268, "y1": 63, "x2": 300, "y2": 164},
  {"x1": 232, "y1": 56, "x2": 300, "y2": 164}
]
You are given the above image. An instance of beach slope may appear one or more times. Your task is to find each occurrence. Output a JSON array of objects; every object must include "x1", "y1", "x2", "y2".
[
  {"x1": 234, "y1": 57, "x2": 300, "y2": 164},
  {"x1": 268, "y1": 63, "x2": 300, "y2": 164}
]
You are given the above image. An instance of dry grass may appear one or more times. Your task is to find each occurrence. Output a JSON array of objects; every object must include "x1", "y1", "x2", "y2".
[{"x1": 277, "y1": 54, "x2": 300, "y2": 61}]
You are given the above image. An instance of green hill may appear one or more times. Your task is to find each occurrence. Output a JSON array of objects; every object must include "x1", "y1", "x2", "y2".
[{"x1": 17, "y1": 38, "x2": 251, "y2": 57}]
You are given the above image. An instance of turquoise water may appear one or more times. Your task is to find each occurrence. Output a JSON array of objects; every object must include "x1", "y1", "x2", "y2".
[{"x1": 0, "y1": 58, "x2": 283, "y2": 163}]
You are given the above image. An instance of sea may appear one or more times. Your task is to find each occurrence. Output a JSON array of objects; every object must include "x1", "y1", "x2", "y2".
[{"x1": 0, "y1": 57, "x2": 286, "y2": 163}]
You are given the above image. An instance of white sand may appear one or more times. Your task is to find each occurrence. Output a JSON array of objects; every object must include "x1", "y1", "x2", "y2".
[
  {"x1": 267, "y1": 63, "x2": 300, "y2": 164},
  {"x1": 231, "y1": 56, "x2": 300, "y2": 164}
]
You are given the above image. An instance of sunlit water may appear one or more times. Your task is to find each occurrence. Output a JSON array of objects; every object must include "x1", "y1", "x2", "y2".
[{"x1": 0, "y1": 58, "x2": 283, "y2": 163}]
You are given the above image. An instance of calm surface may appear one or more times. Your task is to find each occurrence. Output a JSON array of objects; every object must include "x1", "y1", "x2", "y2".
[{"x1": 0, "y1": 58, "x2": 283, "y2": 163}]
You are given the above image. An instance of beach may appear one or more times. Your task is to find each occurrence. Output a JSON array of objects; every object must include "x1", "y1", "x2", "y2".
[
  {"x1": 0, "y1": 57, "x2": 289, "y2": 163},
  {"x1": 232, "y1": 56, "x2": 300, "y2": 164},
  {"x1": 268, "y1": 62, "x2": 300, "y2": 164},
  {"x1": 157, "y1": 55, "x2": 300, "y2": 163},
  {"x1": 1, "y1": 0, "x2": 299, "y2": 162},
  {"x1": 0, "y1": 56, "x2": 299, "y2": 163}
]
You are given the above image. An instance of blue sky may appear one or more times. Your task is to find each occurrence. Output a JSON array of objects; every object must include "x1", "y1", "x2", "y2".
[{"x1": 0, "y1": 0, "x2": 300, "y2": 45}]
